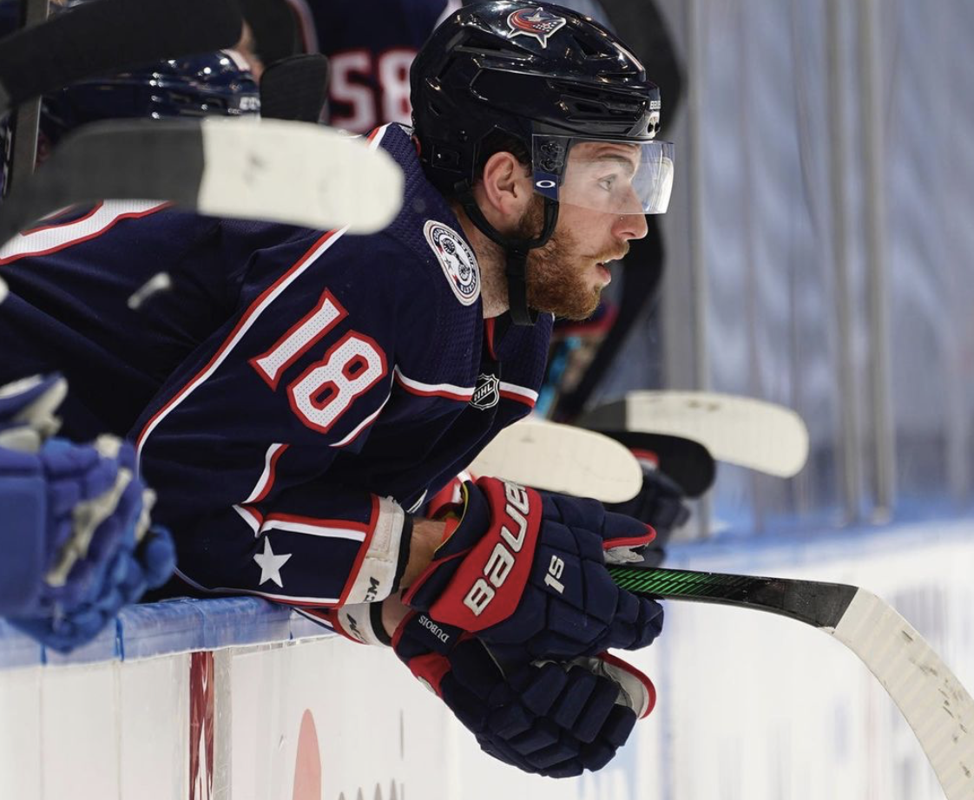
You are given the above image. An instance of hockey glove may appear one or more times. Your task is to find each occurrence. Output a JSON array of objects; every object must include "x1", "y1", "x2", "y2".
[
  {"x1": 0, "y1": 375, "x2": 176, "y2": 651},
  {"x1": 393, "y1": 608, "x2": 655, "y2": 778},
  {"x1": 404, "y1": 477, "x2": 664, "y2": 665},
  {"x1": 605, "y1": 459, "x2": 691, "y2": 569}
]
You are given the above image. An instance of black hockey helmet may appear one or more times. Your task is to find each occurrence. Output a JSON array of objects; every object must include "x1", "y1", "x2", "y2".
[{"x1": 410, "y1": 2, "x2": 673, "y2": 324}]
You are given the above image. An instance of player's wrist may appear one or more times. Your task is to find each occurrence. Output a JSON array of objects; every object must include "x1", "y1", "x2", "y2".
[
  {"x1": 381, "y1": 592, "x2": 411, "y2": 639},
  {"x1": 399, "y1": 516, "x2": 446, "y2": 589}
]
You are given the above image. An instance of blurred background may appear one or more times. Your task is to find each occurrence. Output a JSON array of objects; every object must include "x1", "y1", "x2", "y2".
[{"x1": 605, "y1": 0, "x2": 974, "y2": 541}]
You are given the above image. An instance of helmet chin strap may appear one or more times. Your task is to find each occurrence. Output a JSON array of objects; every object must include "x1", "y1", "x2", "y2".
[{"x1": 457, "y1": 185, "x2": 559, "y2": 326}]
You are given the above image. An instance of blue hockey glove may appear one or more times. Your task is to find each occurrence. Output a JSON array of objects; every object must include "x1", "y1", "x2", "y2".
[
  {"x1": 2, "y1": 435, "x2": 176, "y2": 651},
  {"x1": 605, "y1": 461, "x2": 691, "y2": 569},
  {"x1": 403, "y1": 477, "x2": 664, "y2": 665},
  {"x1": 0, "y1": 374, "x2": 176, "y2": 651},
  {"x1": 392, "y1": 609, "x2": 655, "y2": 778}
]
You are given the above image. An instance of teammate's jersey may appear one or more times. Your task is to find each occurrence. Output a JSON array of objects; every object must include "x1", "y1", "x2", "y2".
[
  {"x1": 288, "y1": 0, "x2": 459, "y2": 132},
  {"x1": 0, "y1": 123, "x2": 553, "y2": 608}
]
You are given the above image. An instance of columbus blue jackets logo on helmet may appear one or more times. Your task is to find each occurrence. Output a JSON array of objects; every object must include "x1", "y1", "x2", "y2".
[
  {"x1": 506, "y1": 7, "x2": 567, "y2": 48},
  {"x1": 424, "y1": 220, "x2": 480, "y2": 306},
  {"x1": 471, "y1": 373, "x2": 500, "y2": 410}
]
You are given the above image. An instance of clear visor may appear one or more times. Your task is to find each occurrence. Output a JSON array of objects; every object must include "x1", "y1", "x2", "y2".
[{"x1": 532, "y1": 136, "x2": 674, "y2": 215}]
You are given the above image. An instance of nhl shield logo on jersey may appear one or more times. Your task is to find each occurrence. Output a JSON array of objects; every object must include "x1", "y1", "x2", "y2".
[
  {"x1": 424, "y1": 220, "x2": 480, "y2": 306},
  {"x1": 506, "y1": 7, "x2": 567, "y2": 48},
  {"x1": 471, "y1": 373, "x2": 500, "y2": 410}
]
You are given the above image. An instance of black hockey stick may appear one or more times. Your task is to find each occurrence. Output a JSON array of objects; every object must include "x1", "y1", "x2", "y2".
[
  {"x1": 259, "y1": 54, "x2": 329, "y2": 122},
  {"x1": 0, "y1": 0, "x2": 243, "y2": 115},
  {"x1": 609, "y1": 564, "x2": 974, "y2": 800},
  {"x1": 588, "y1": 429, "x2": 716, "y2": 497},
  {"x1": 0, "y1": 117, "x2": 403, "y2": 247}
]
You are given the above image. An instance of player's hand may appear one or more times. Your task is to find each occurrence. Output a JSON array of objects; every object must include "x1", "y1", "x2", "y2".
[
  {"x1": 605, "y1": 460, "x2": 691, "y2": 569},
  {"x1": 393, "y1": 609, "x2": 654, "y2": 777},
  {"x1": 402, "y1": 477, "x2": 664, "y2": 665}
]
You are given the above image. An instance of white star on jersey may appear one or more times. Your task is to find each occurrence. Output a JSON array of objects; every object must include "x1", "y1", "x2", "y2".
[{"x1": 253, "y1": 537, "x2": 292, "y2": 588}]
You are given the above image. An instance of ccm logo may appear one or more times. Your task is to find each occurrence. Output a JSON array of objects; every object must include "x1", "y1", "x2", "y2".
[{"x1": 463, "y1": 483, "x2": 530, "y2": 616}]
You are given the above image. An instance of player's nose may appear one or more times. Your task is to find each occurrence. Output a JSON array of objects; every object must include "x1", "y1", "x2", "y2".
[{"x1": 614, "y1": 212, "x2": 649, "y2": 241}]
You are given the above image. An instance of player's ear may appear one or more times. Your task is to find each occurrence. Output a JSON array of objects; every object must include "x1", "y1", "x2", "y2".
[{"x1": 479, "y1": 150, "x2": 532, "y2": 228}]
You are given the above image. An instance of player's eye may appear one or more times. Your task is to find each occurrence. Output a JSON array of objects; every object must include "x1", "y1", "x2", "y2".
[{"x1": 598, "y1": 174, "x2": 618, "y2": 192}]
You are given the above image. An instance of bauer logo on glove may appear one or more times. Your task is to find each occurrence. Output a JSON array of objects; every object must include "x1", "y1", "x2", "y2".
[
  {"x1": 451, "y1": 480, "x2": 538, "y2": 624},
  {"x1": 405, "y1": 476, "x2": 664, "y2": 665}
]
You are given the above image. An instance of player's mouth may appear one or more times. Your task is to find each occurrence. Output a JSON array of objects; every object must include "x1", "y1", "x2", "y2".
[{"x1": 595, "y1": 262, "x2": 612, "y2": 285}]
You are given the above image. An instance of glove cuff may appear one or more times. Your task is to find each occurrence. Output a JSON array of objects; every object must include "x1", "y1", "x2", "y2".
[
  {"x1": 591, "y1": 652, "x2": 656, "y2": 718},
  {"x1": 326, "y1": 601, "x2": 391, "y2": 647}
]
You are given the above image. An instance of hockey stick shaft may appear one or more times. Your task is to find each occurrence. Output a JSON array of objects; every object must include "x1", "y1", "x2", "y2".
[
  {"x1": 0, "y1": 0, "x2": 243, "y2": 114},
  {"x1": 609, "y1": 564, "x2": 974, "y2": 800}
]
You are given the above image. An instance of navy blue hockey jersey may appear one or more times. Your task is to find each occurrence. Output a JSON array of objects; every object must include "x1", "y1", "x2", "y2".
[
  {"x1": 289, "y1": 0, "x2": 458, "y2": 132},
  {"x1": 0, "y1": 123, "x2": 553, "y2": 607}
]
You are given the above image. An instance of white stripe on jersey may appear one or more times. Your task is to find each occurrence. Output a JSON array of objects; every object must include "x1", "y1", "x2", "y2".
[
  {"x1": 232, "y1": 504, "x2": 261, "y2": 535},
  {"x1": 242, "y1": 443, "x2": 287, "y2": 504},
  {"x1": 0, "y1": 201, "x2": 169, "y2": 263},
  {"x1": 499, "y1": 381, "x2": 539, "y2": 404},
  {"x1": 261, "y1": 519, "x2": 367, "y2": 541},
  {"x1": 393, "y1": 365, "x2": 474, "y2": 399}
]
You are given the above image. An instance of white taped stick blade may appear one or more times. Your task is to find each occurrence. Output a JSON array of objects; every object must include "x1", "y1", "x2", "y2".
[
  {"x1": 831, "y1": 589, "x2": 974, "y2": 800},
  {"x1": 624, "y1": 391, "x2": 809, "y2": 478},
  {"x1": 197, "y1": 118, "x2": 403, "y2": 234},
  {"x1": 468, "y1": 418, "x2": 642, "y2": 503}
]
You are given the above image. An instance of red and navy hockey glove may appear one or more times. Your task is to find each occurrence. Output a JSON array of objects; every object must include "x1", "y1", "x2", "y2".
[
  {"x1": 404, "y1": 477, "x2": 664, "y2": 665},
  {"x1": 393, "y1": 609, "x2": 655, "y2": 778}
]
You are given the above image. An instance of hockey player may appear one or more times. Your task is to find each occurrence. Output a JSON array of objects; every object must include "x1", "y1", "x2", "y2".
[{"x1": 0, "y1": 3, "x2": 673, "y2": 775}]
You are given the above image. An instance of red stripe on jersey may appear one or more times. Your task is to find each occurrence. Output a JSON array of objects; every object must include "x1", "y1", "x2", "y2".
[{"x1": 499, "y1": 388, "x2": 537, "y2": 408}]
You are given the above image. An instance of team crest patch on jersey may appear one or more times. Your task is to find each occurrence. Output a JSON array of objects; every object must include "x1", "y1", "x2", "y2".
[
  {"x1": 471, "y1": 373, "x2": 500, "y2": 410},
  {"x1": 424, "y1": 220, "x2": 480, "y2": 306},
  {"x1": 507, "y1": 7, "x2": 567, "y2": 48}
]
